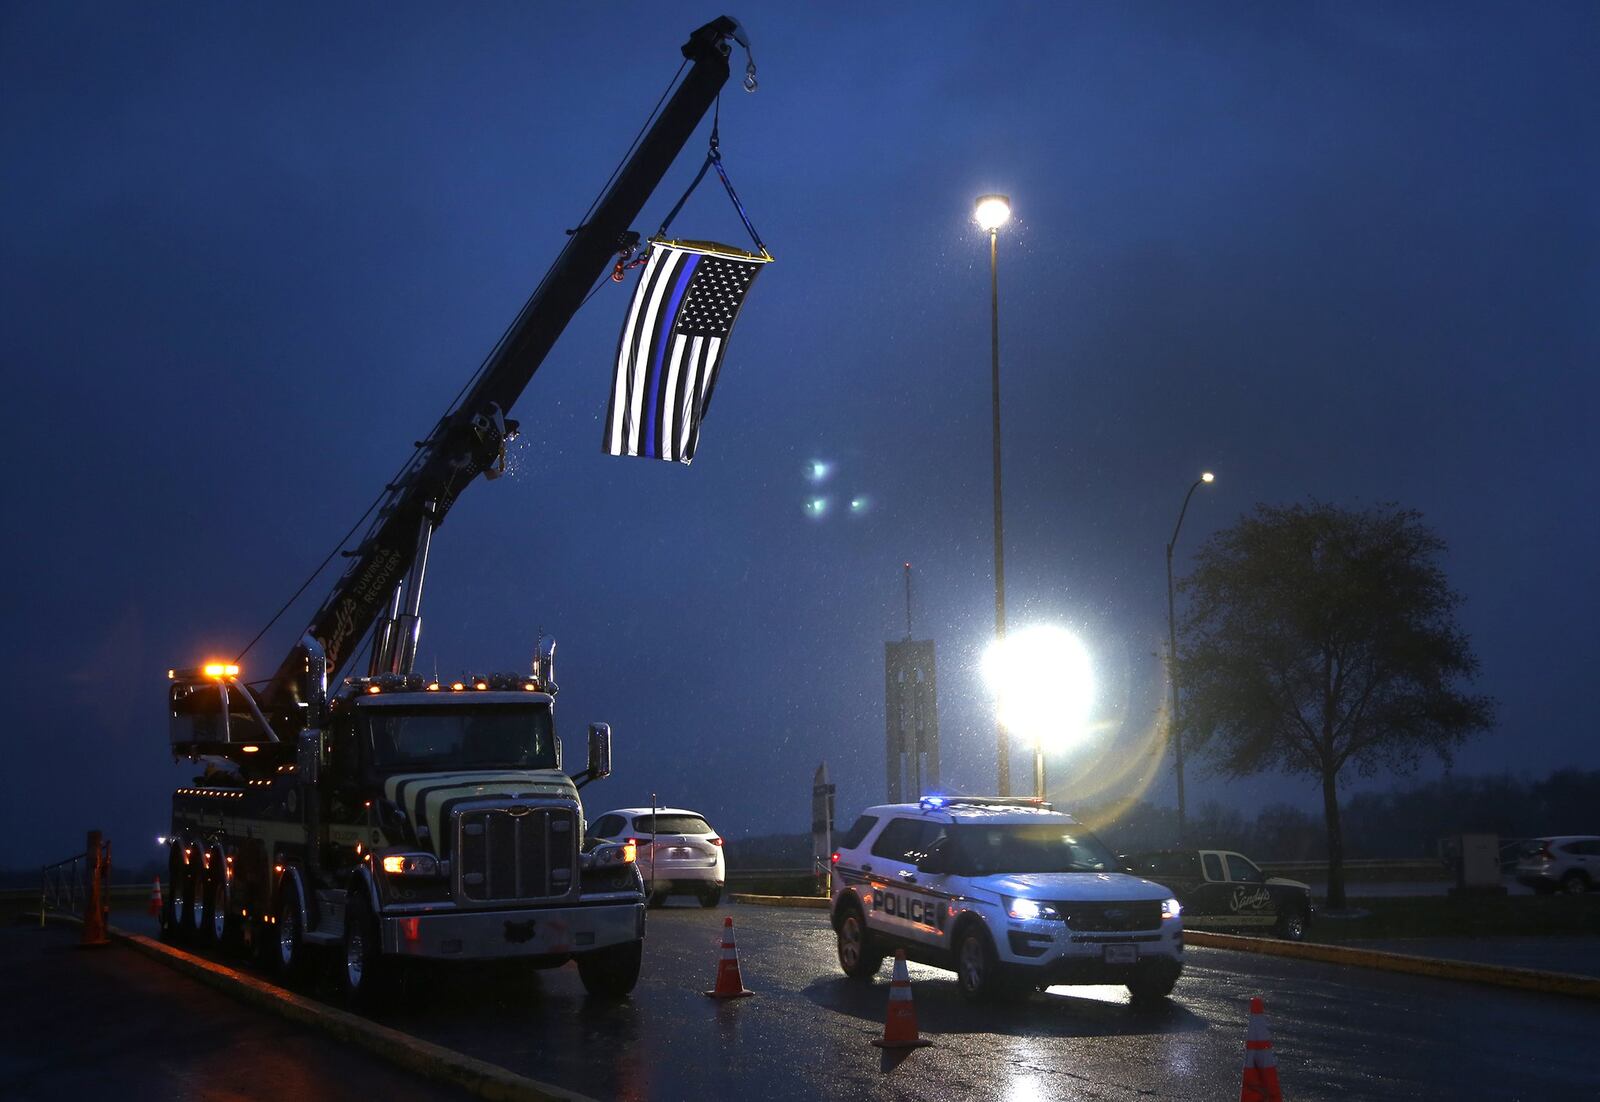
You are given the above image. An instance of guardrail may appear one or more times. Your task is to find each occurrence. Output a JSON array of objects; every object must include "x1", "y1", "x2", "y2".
[{"x1": 38, "y1": 831, "x2": 112, "y2": 944}]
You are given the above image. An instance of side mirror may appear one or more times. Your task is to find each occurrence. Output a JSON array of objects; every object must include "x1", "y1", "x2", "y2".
[{"x1": 583, "y1": 723, "x2": 612, "y2": 785}]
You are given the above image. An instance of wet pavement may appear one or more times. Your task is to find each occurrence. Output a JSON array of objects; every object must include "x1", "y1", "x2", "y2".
[
  {"x1": 67, "y1": 902, "x2": 1600, "y2": 1099},
  {"x1": 0, "y1": 923, "x2": 477, "y2": 1102}
]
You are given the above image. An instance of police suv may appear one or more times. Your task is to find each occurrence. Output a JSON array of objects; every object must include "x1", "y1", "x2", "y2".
[{"x1": 830, "y1": 797, "x2": 1184, "y2": 1001}]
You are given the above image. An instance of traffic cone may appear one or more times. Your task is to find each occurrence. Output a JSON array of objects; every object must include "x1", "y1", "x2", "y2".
[
  {"x1": 1239, "y1": 997, "x2": 1283, "y2": 1102},
  {"x1": 871, "y1": 949, "x2": 933, "y2": 1049},
  {"x1": 703, "y1": 915, "x2": 754, "y2": 999},
  {"x1": 148, "y1": 877, "x2": 163, "y2": 917}
]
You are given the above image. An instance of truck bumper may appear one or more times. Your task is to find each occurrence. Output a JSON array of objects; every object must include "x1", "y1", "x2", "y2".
[{"x1": 381, "y1": 901, "x2": 644, "y2": 960}]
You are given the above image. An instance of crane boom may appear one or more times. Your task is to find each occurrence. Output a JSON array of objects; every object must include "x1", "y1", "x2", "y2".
[{"x1": 262, "y1": 17, "x2": 742, "y2": 713}]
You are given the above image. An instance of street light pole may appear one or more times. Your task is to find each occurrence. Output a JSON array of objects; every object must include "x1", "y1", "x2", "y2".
[
  {"x1": 975, "y1": 194, "x2": 1012, "y2": 797},
  {"x1": 1166, "y1": 471, "x2": 1214, "y2": 842}
]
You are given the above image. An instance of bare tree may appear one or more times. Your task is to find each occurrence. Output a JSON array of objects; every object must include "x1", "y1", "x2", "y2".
[{"x1": 1178, "y1": 502, "x2": 1494, "y2": 908}]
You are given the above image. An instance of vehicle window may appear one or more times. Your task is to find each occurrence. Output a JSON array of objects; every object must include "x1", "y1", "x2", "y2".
[
  {"x1": 632, "y1": 814, "x2": 712, "y2": 836},
  {"x1": 838, "y1": 814, "x2": 879, "y2": 850},
  {"x1": 871, "y1": 818, "x2": 930, "y2": 862},
  {"x1": 1124, "y1": 853, "x2": 1160, "y2": 875},
  {"x1": 1203, "y1": 853, "x2": 1225, "y2": 881},
  {"x1": 948, "y1": 824, "x2": 1119, "y2": 875},
  {"x1": 591, "y1": 815, "x2": 625, "y2": 838},
  {"x1": 363, "y1": 704, "x2": 556, "y2": 771},
  {"x1": 1225, "y1": 854, "x2": 1264, "y2": 883}
]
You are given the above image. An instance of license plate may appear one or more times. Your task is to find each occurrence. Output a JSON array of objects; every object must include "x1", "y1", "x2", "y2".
[{"x1": 1103, "y1": 944, "x2": 1137, "y2": 965}]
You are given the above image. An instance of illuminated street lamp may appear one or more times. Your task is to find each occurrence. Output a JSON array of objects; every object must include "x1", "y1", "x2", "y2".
[
  {"x1": 982, "y1": 625, "x2": 1095, "y2": 800},
  {"x1": 974, "y1": 193, "x2": 1012, "y2": 794},
  {"x1": 1166, "y1": 471, "x2": 1215, "y2": 842}
]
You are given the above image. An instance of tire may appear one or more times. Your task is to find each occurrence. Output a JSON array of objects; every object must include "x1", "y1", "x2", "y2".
[
  {"x1": 160, "y1": 847, "x2": 183, "y2": 942},
  {"x1": 577, "y1": 939, "x2": 643, "y2": 999},
  {"x1": 1275, "y1": 906, "x2": 1308, "y2": 942},
  {"x1": 955, "y1": 925, "x2": 1012, "y2": 1002},
  {"x1": 178, "y1": 850, "x2": 204, "y2": 942},
  {"x1": 274, "y1": 875, "x2": 312, "y2": 984},
  {"x1": 699, "y1": 887, "x2": 722, "y2": 909},
  {"x1": 835, "y1": 903, "x2": 884, "y2": 981},
  {"x1": 198, "y1": 864, "x2": 228, "y2": 949},
  {"x1": 1127, "y1": 962, "x2": 1181, "y2": 1004},
  {"x1": 341, "y1": 887, "x2": 391, "y2": 1008},
  {"x1": 1561, "y1": 872, "x2": 1589, "y2": 896}
]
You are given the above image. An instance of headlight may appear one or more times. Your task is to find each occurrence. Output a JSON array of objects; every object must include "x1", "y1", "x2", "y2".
[
  {"x1": 581, "y1": 841, "x2": 637, "y2": 870},
  {"x1": 380, "y1": 852, "x2": 440, "y2": 877},
  {"x1": 1005, "y1": 897, "x2": 1061, "y2": 921},
  {"x1": 1161, "y1": 897, "x2": 1182, "y2": 920}
]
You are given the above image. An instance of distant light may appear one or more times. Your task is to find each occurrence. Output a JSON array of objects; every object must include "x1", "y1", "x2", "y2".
[
  {"x1": 982, "y1": 625, "x2": 1096, "y2": 751},
  {"x1": 849, "y1": 496, "x2": 869, "y2": 514},
  {"x1": 451, "y1": 681, "x2": 465, "y2": 691},
  {"x1": 807, "y1": 460, "x2": 832, "y2": 483},
  {"x1": 974, "y1": 194, "x2": 1012, "y2": 232},
  {"x1": 1201, "y1": 471, "x2": 1215, "y2": 483},
  {"x1": 806, "y1": 497, "x2": 830, "y2": 519}
]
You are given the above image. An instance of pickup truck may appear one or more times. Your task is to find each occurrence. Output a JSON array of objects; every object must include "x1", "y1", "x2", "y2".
[{"x1": 1122, "y1": 849, "x2": 1314, "y2": 941}]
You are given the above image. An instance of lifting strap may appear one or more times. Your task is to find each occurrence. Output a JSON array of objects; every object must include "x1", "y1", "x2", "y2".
[{"x1": 654, "y1": 103, "x2": 770, "y2": 258}]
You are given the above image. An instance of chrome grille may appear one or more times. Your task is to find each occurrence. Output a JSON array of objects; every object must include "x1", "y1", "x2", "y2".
[
  {"x1": 1057, "y1": 900, "x2": 1161, "y2": 931},
  {"x1": 455, "y1": 806, "x2": 575, "y2": 903}
]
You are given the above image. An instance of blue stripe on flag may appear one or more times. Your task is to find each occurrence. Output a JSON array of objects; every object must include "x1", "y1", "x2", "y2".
[{"x1": 643, "y1": 253, "x2": 699, "y2": 457}]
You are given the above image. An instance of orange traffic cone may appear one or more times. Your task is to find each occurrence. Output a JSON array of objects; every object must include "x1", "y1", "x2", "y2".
[
  {"x1": 1240, "y1": 997, "x2": 1283, "y2": 1101},
  {"x1": 703, "y1": 915, "x2": 754, "y2": 999},
  {"x1": 871, "y1": 949, "x2": 933, "y2": 1049},
  {"x1": 148, "y1": 877, "x2": 163, "y2": 917}
]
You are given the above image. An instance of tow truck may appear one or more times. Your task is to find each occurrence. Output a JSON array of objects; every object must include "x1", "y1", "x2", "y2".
[{"x1": 159, "y1": 16, "x2": 753, "y2": 1002}]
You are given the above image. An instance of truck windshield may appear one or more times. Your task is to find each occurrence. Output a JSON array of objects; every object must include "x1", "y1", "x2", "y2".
[
  {"x1": 362, "y1": 704, "x2": 557, "y2": 771},
  {"x1": 950, "y1": 823, "x2": 1121, "y2": 875}
]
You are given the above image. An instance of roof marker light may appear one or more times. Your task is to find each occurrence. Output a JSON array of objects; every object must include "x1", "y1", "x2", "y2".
[{"x1": 203, "y1": 663, "x2": 241, "y2": 678}]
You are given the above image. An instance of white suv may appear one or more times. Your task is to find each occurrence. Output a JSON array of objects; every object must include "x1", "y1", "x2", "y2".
[
  {"x1": 589, "y1": 807, "x2": 726, "y2": 907},
  {"x1": 1514, "y1": 836, "x2": 1600, "y2": 895},
  {"x1": 829, "y1": 798, "x2": 1184, "y2": 1001}
]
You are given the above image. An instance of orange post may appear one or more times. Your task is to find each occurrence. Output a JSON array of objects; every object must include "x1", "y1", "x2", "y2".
[{"x1": 81, "y1": 830, "x2": 110, "y2": 947}]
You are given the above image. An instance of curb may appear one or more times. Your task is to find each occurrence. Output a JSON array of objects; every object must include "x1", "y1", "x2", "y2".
[
  {"x1": 729, "y1": 893, "x2": 830, "y2": 910},
  {"x1": 38, "y1": 913, "x2": 596, "y2": 1102},
  {"x1": 1183, "y1": 931, "x2": 1600, "y2": 1000}
]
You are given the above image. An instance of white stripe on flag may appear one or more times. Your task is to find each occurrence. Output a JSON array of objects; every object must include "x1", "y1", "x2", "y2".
[
  {"x1": 609, "y1": 248, "x2": 665, "y2": 454},
  {"x1": 626, "y1": 250, "x2": 685, "y2": 455},
  {"x1": 677, "y1": 335, "x2": 705, "y2": 459},
  {"x1": 660, "y1": 335, "x2": 690, "y2": 461}
]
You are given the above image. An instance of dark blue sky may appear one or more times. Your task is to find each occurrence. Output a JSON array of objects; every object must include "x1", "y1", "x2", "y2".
[{"x1": 3, "y1": 4, "x2": 1596, "y2": 866}]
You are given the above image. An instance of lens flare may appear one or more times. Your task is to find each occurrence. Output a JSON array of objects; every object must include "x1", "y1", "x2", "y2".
[{"x1": 982, "y1": 625, "x2": 1095, "y2": 751}]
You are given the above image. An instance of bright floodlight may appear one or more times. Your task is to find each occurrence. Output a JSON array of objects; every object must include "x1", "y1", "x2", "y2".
[
  {"x1": 808, "y1": 460, "x2": 832, "y2": 483},
  {"x1": 974, "y1": 194, "x2": 1012, "y2": 232},
  {"x1": 982, "y1": 625, "x2": 1095, "y2": 750},
  {"x1": 1201, "y1": 471, "x2": 1215, "y2": 483}
]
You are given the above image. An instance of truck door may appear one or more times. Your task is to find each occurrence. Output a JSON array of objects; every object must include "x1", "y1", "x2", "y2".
[
  {"x1": 1185, "y1": 850, "x2": 1234, "y2": 927},
  {"x1": 1222, "y1": 852, "x2": 1277, "y2": 928},
  {"x1": 866, "y1": 818, "x2": 948, "y2": 946}
]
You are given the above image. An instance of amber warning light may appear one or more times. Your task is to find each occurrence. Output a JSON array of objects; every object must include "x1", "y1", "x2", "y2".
[{"x1": 203, "y1": 663, "x2": 240, "y2": 678}]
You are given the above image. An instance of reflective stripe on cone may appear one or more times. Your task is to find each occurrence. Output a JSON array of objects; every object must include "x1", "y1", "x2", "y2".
[{"x1": 704, "y1": 915, "x2": 754, "y2": 999}]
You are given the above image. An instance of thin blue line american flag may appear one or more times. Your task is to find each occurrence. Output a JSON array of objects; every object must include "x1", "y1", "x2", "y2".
[{"x1": 604, "y1": 243, "x2": 764, "y2": 464}]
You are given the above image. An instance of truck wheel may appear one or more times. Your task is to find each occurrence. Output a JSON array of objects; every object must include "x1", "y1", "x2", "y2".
[
  {"x1": 1127, "y1": 962, "x2": 1182, "y2": 1004},
  {"x1": 274, "y1": 877, "x2": 311, "y2": 984},
  {"x1": 160, "y1": 848, "x2": 184, "y2": 942},
  {"x1": 955, "y1": 925, "x2": 1012, "y2": 1002},
  {"x1": 179, "y1": 852, "x2": 205, "y2": 942},
  {"x1": 835, "y1": 902, "x2": 884, "y2": 981},
  {"x1": 342, "y1": 889, "x2": 391, "y2": 1008},
  {"x1": 199, "y1": 866, "x2": 228, "y2": 949},
  {"x1": 1275, "y1": 906, "x2": 1308, "y2": 942},
  {"x1": 577, "y1": 939, "x2": 643, "y2": 999}
]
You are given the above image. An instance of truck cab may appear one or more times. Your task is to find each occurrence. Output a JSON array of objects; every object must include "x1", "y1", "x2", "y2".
[{"x1": 163, "y1": 665, "x2": 646, "y2": 1001}]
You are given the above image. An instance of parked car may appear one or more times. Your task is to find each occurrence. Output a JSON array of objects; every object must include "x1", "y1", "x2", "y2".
[
  {"x1": 1122, "y1": 849, "x2": 1314, "y2": 940},
  {"x1": 830, "y1": 797, "x2": 1184, "y2": 1002},
  {"x1": 1514, "y1": 836, "x2": 1600, "y2": 895},
  {"x1": 588, "y1": 807, "x2": 725, "y2": 907}
]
